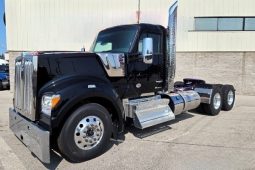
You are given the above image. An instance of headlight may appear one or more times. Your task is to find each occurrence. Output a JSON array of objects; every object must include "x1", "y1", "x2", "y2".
[{"x1": 41, "y1": 94, "x2": 61, "y2": 116}]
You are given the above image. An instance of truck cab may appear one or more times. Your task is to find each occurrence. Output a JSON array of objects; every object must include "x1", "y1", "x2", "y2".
[{"x1": 91, "y1": 24, "x2": 167, "y2": 97}]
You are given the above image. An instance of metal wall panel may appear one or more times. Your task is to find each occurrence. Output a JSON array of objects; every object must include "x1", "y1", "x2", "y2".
[
  {"x1": 7, "y1": 0, "x2": 255, "y2": 52},
  {"x1": 5, "y1": 0, "x2": 173, "y2": 51}
]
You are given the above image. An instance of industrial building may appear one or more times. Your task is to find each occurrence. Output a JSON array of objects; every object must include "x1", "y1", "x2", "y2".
[{"x1": 5, "y1": 0, "x2": 255, "y2": 95}]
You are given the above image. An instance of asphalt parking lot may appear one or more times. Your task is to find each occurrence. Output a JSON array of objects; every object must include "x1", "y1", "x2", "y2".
[{"x1": 0, "y1": 90, "x2": 255, "y2": 170}]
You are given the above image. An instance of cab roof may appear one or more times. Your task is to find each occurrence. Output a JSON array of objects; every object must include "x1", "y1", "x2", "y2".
[{"x1": 99, "y1": 23, "x2": 165, "y2": 33}]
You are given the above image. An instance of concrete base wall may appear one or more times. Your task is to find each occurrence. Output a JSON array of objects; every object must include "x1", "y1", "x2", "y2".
[
  {"x1": 176, "y1": 52, "x2": 255, "y2": 95},
  {"x1": 8, "y1": 52, "x2": 255, "y2": 95}
]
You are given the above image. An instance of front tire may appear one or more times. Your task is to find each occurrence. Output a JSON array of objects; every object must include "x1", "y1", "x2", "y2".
[{"x1": 57, "y1": 103, "x2": 113, "y2": 162}]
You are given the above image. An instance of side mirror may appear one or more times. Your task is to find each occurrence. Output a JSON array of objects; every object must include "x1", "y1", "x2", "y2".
[{"x1": 142, "y1": 38, "x2": 153, "y2": 64}]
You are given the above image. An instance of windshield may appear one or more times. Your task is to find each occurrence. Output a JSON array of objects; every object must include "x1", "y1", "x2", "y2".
[{"x1": 91, "y1": 27, "x2": 137, "y2": 53}]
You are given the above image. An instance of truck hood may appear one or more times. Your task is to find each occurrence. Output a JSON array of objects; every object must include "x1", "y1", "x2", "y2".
[{"x1": 37, "y1": 52, "x2": 110, "y2": 91}]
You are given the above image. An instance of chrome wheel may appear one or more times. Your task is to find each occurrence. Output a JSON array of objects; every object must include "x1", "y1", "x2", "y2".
[
  {"x1": 213, "y1": 93, "x2": 221, "y2": 110},
  {"x1": 74, "y1": 116, "x2": 104, "y2": 150},
  {"x1": 227, "y1": 90, "x2": 234, "y2": 106}
]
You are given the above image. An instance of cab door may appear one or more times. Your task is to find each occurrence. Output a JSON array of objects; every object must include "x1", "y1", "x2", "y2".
[{"x1": 127, "y1": 30, "x2": 163, "y2": 96}]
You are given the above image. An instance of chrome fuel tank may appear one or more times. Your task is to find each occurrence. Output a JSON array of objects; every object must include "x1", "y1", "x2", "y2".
[{"x1": 168, "y1": 90, "x2": 201, "y2": 115}]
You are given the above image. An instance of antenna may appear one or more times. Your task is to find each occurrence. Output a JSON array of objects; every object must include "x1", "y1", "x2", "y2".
[{"x1": 136, "y1": 0, "x2": 141, "y2": 24}]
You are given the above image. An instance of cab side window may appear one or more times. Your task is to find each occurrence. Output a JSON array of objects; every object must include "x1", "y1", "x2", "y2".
[{"x1": 138, "y1": 33, "x2": 162, "y2": 54}]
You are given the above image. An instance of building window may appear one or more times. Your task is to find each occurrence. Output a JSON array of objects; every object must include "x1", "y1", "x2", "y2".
[
  {"x1": 218, "y1": 18, "x2": 243, "y2": 31},
  {"x1": 195, "y1": 17, "x2": 255, "y2": 31},
  {"x1": 195, "y1": 18, "x2": 217, "y2": 31},
  {"x1": 245, "y1": 18, "x2": 255, "y2": 30}
]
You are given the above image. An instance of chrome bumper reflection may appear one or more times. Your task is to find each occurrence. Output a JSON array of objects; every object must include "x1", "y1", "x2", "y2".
[{"x1": 9, "y1": 108, "x2": 50, "y2": 163}]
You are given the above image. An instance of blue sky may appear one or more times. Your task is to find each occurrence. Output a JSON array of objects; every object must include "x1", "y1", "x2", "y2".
[{"x1": 0, "y1": 0, "x2": 5, "y2": 54}]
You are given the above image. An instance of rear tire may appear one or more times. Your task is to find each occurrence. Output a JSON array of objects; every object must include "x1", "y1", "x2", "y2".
[
  {"x1": 57, "y1": 103, "x2": 113, "y2": 162},
  {"x1": 201, "y1": 86, "x2": 222, "y2": 116},
  {"x1": 221, "y1": 85, "x2": 235, "y2": 111}
]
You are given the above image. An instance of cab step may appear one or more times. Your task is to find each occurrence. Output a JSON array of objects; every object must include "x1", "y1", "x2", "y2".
[{"x1": 125, "y1": 96, "x2": 175, "y2": 129}]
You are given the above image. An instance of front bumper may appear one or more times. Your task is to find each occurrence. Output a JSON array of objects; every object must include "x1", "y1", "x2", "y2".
[{"x1": 9, "y1": 108, "x2": 50, "y2": 163}]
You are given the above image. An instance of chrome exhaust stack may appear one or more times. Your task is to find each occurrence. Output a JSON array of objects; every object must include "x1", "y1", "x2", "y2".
[
  {"x1": 165, "y1": 1, "x2": 202, "y2": 115},
  {"x1": 166, "y1": 0, "x2": 178, "y2": 92}
]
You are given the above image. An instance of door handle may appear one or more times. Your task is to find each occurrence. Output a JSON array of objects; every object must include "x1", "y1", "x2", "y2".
[{"x1": 156, "y1": 80, "x2": 163, "y2": 83}]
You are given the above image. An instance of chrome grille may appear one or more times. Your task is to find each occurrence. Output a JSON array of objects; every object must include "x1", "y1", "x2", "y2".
[{"x1": 14, "y1": 55, "x2": 38, "y2": 121}]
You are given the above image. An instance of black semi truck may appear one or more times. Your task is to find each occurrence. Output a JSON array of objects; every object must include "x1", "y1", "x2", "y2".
[{"x1": 9, "y1": 1, "x2": 235, "y2": 163}]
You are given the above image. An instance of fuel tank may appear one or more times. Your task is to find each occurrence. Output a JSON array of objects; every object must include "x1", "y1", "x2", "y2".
[{"x1": 168, "y1": 90, "x2": 201, "y2": 115}]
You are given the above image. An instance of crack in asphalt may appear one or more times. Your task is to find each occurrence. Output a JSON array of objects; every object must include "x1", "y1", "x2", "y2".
[{"x1": 127, "y1": 138, "x2": 255, "y2": 151}]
